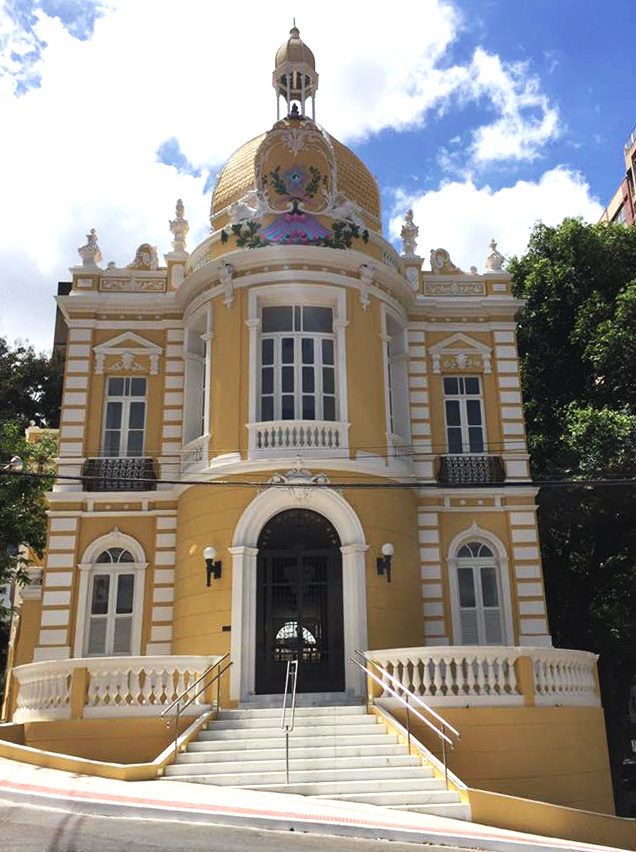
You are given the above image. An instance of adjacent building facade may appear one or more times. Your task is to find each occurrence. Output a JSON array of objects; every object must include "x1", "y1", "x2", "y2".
[
  {"x1": 2, "y1": 27, "x2": 615, "y2": 815},
  {"x1": 601, "y1": 122, "x2": 636, "y2": 226}
]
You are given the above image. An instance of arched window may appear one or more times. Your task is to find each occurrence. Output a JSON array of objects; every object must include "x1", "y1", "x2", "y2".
[
  {"x1": 75, "y1": 533, "x2": 147, "y2": 658},
  {"x1": 454, "y1": 541, "x2": 504, "y2": 645}
]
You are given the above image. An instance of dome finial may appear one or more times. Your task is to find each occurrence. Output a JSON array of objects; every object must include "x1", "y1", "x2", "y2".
[{"x1": 273, "y1": 24, "x2": 318, "y2": 121}]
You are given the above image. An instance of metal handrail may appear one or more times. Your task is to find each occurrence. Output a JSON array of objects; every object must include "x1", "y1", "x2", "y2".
[
  {"x1": 352, "y1": 650, "x2": 460, "y2": 789},
  {"x1": 280, "y1": 656, "x2": 299, "y2": 784},
  {"x1": 161, "y1": 653, "x2": 232, "y2": 760}
]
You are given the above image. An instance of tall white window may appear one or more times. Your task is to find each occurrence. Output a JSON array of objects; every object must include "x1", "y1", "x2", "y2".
[
  {"x1": 456, "y1": 542, "x2": 504, "y2": 645},
  {"x1": 259, "y1": 305, "x2": 336, "y2": 421},
  {"x1": 103, "y1": 377, "x2": 147, "y2": 457},
  {"x1": 184, "y1": 325, "x2": 207, "y2": 444},
  {"x1": 86, "y1": 548, "x2": 136, "y2": 655},
  {"x1": 384, "y1": 313, "x2": 409, "y2": 443},
  {"x1": 443, "y1": 376, "x2": 485, "y2": 453}
]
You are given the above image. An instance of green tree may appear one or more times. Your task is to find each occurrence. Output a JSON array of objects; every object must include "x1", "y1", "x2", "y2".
[
  {"x1": 0, "y1": 337, "x2": 64, "y2": 429},
  {"x1": 509, "y1": 218, "x2": 636, "y2": 814},
  {"x1": 0, "y1": 338, "x2": 61, "y2": 702}
]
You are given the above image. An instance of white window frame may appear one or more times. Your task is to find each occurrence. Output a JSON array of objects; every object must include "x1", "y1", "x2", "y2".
[
  {"x1": 381, "y1": 306, "x2": 411, "y2": 459},
  {"x1": 259, "y1": 305, "x2": 337, "y2": 422},
  {"x1": 246, "y1": 284, "x2": 349, "y2": 458},
  {"x1": 74, "y1": 531, "x2": 148, "y2": 658},
  {"x1": 442, "y1": 374, "x2": 487, "y2": 454},
  {"x1": 446, "y1": 525, "x2": 514, "y2": 647},
  {"x1": 102, "y1": 376, "x2": 148, "y2": 458},
  {"x1": 183, "y1": 303, "x2": 213, "y2": 446},
  {"x1": 85, "y1": 562, "x2": 136, "y2": 656}
]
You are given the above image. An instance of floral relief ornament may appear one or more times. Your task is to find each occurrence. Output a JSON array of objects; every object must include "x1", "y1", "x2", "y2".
[{"x1": 220, "y1": 262, "x2": 235, "y2": 308}]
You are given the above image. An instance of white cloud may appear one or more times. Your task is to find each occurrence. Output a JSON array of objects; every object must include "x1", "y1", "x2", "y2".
[
  {"x1": 389, "y1": 167, "x2": 603, "y2": 272},
  {"x1": 0, "y1": 1, "x2": 564, "y2": 350}
]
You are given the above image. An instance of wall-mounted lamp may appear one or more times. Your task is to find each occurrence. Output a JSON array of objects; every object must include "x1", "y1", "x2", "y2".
[
  {"x1": 203, "y1": 546, "x2": 222, "y2": 586},
  {"x1": 376, "y1": 543, "x2": 394, "y2": 583}
]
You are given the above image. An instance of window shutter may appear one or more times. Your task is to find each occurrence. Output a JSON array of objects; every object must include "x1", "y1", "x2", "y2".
[
  {"x1": 484, "y1": 610, "x2": 503, "y2": 644},
  {"x1": 87, "y1": 618, "x2": 107, "y2": 655},
  {"x1": 113, "y1": 615, "x2": 132, "y2": 654},
  {"x1": 460, "y1": 610, "x2": 479, "y2": 644}
]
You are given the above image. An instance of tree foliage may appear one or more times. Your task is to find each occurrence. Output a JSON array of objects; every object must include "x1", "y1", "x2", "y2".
[
  {"x1": 510, "y1": 218, "x2": 636, "y2": 812},
  {"x1": 0, "y1": 338, "x2": 64, "y2": 429}
]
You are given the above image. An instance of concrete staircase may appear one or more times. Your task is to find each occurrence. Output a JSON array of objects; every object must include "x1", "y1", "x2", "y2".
[{"x1": 162, "y1": 704, "x2": 470, "y2": 820}]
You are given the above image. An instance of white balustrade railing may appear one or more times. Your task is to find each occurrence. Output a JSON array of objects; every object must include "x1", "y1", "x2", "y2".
[
  {"x1": 180, "y1": 434, "x2": 209, "y2": 474},
  {"x1": 529, "y1": 648, "x2": 600, "y2": 706},
  {"x1": 368, "y1": 646, "x2": 600, "y2": 708},
  {"x1": 12, "y1": 655, "x2": 220, "y2": 722},
  {"x1": 248, "y1": 420, "x2": 349, "y2": 458},
  {"x1": 13, "y1": 662, "x2": 73, "y2": 721}
]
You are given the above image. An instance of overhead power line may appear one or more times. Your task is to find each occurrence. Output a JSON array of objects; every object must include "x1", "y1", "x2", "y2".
[{"x1": 1, "y1": 468, "x2": 636, "y2": 490}]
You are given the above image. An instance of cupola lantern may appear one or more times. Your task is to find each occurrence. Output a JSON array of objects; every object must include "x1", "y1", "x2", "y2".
[{"x1": 273, "y1": 23, "x2": 319, "y2": 120}]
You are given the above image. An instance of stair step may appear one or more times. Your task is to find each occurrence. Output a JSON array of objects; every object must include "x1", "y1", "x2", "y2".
[
  {"x1": 219, "y1": 705, "x2": 366, "y2": 719},
  {"x1": 173, "y1": 753, "x2": 419, "y2": 771},
  {"x1": 388, "y1": 803, "x2": 472, "y2": 820},
  {"x1": 191, "y1": 731, "x2": 399, "y2": 749},
  {"x1": 208, "y1": 717, "x2": 378, "y2": 731},
  {"x1": 198, "y1": 723, "x2": 383, "y2": 740},
  {"x1": 315, "y1": 788, "x2": 461, "y2": 805},
  {"x1": 165, "y1": 764, "x2": 433, "y2": 783},
  {"x1": 183, "y1": 743, "x2": 406, "y2": 760},
  {"x1": 240, "y1": 693, "x2": 360, "y2": 709}
]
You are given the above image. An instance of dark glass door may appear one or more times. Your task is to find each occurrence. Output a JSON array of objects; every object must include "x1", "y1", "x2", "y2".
[{"x1": 255, "y1": 511, "x2": 344, "y2": 694}]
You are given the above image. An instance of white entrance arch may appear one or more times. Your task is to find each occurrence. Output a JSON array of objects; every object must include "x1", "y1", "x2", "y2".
[{"x1": 230, "y1": 482, "x2": 368, "y2": 701}]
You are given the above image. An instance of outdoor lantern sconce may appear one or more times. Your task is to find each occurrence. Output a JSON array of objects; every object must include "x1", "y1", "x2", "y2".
[
  {"x1": 377, "y1": 543, "x2": 394, "y2": 583},
  {"x1": 203, "y1": 546, "x2": 222, "y2": 586}
]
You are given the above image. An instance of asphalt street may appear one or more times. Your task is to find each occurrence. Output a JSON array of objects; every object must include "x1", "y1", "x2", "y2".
[{"x1": 0, "y1": 799, "x2": 459, "y2": 852}]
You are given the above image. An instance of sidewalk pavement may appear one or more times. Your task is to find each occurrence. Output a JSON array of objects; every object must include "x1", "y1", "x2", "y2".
[{"x1": 0, "y1": 756, "x2": 625, "y2": 852}]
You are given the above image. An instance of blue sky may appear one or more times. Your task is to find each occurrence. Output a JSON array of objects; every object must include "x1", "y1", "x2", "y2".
[{"x1": 0, "y1": 0, "x2": 634, "y2": 351}]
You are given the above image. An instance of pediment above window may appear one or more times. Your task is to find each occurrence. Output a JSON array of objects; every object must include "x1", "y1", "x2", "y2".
[
  {"x1": 428, "y1": 332, "x2": 492, "y2": 375},
  {"x1": 93, "y1": 332, "x2": 163, "y2": 375}
]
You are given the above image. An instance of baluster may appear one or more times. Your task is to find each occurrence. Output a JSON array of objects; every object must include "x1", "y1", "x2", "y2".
[
  {"x1": 446, "y1": 655, "x2": 458, "y2": 696},
  {"x1": 475, "y1": 656, "x2": 487, "y2": 694},
  {"x1": 175, "y1": 668, "x2": 186, "y2": 704},
  {"x1": 413, "y1": 657, "x2": 425, "y2": 696},
  {"x1": 463, "y1": 655, "x2": 476, "y2": 696},
  {"x1": 139, "y1": 666, "x2": 153, "y2": 707},
  {"x1": 405, "y1": 658, "x2": 415, "y2": 694},
  {"x1": 129, "y1": 668, "x2": 142, "y2": 705},
  {"x1": 485, "y1": 656, "x2": 497, "y2": 696},
  {"x1": 432, "y1": 657, "x2": 444, "y2": 695},
  {"x1": 506, "y1": 656, "x2": 519, "y2": 695}
]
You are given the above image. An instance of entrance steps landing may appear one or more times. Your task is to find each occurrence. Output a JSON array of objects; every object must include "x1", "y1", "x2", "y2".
[{"x1": 161, "y1": 704, "x2": 470, "y2": 821}]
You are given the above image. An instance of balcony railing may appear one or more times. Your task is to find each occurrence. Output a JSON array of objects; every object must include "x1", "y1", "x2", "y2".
[
  {"x1": 11, "y1": 655, "x2": 220, "y2": 722},
  {"x1": 248, "y1": 419, "x2": 349, "y2": 458},
  {"x1": 437, "y1": 454, "x2": 506, "y2": 486},
  {"x1": 82, "y1": 457, "x2": 157, "y2": 491},
  {"x1": 367, "y1": 646, "x2": 600, "y2": 708}
]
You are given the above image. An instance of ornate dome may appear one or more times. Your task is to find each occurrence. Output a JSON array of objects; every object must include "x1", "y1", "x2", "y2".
[
  {"x1": 275, "y1": 25, "x2": 315, "y2": 70},
  {"x1": 212, "y1": 125, "x2": 381, "y2": 224}
]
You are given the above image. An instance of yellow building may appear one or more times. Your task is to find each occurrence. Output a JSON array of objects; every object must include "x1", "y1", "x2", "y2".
[{"x1": 1, "y1": 25, "x2": 623, "y2": 841}]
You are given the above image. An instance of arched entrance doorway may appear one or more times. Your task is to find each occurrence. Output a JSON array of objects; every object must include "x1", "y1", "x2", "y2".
[{"x1": 255, "y1": 509, "x2": 345, "y2": 694}]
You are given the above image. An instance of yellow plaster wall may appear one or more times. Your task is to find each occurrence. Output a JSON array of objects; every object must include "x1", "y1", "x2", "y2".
[
  {"x1": 345, "y1": 293, "x2": 388, "y2": 459},
  {"x1": 20, "y1": 716, "x2": 190, "y2": 764},
  {"x1": 467, "y1": 788, "x2": 636, "y2": 851},
  {"x1": 210, "y1": 291, "x2": 246, "y2": 458},
  {"x1": 390, "y1": 703, "x2": 615, "y2": 815}
]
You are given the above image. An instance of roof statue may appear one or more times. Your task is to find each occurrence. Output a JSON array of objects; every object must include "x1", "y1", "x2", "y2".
[
  {"x1": 400, "y1": 209, "x2": 419, "y2": 256},
  {"x1": 485, "y1": 238, "x2": 505, "y2": 273},
  {"x1": 273, "y1": 23, "x2": 319, "y2": 120},
  {"x1": 169, "y1": 199, "x2": 189, "y2": 252},
  {"x1": 430, "y1": 247, "x2": 462, "y2": 275},
  {"x1": 77, "y1": 228, "x2": 102, "y2": 268}
]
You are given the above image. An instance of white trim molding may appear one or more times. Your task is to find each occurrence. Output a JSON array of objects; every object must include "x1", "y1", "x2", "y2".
[
  {"x1": 446, "y1": 523, "x2": 515, "y2": 647},
  {"x1": 230, "y1": 480, "x2": 368, "y2": 702},
  {"x1": 73, "y1": 529, "x2": 148, "y2": 658}
]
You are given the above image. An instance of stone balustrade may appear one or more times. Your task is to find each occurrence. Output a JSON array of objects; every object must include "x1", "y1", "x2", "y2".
[
  {"x1": 367, "y1": 646, "x2": 600, "y2": 708},
  {"x1": 248, "y1": 419, "x2": 349, "y2": 458},
  {"x1": 12, "y1": 655, "x2": 220, "y2": 723}
]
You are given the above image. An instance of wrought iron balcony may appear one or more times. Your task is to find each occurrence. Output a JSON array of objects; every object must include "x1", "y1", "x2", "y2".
[
  {"x1": 437, "y1": 454, "x2": 506, "y2": 486},
  {"x1": 82, "y1": 457, "x2": 157, "y2": 492}
]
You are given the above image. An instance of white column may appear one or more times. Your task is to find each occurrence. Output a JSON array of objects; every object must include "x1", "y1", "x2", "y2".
[
  {"x1": 341, "y1": 543, "x2": 369, "y2": 697},
  {"x1": 229, "y1": 546, "x2": 259, "y2": 701}
]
